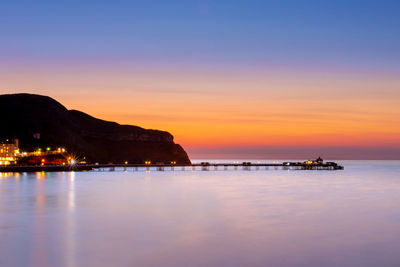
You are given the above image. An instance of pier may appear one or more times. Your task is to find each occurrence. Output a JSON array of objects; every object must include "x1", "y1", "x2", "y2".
[{"x1": 0, "y1": 161, "x2": 344, "y2": 173}]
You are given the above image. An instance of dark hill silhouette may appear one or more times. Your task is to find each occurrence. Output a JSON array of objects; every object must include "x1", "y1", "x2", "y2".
[{"x1": 0, "y1": 93, "x2": 191, "y2": 164}]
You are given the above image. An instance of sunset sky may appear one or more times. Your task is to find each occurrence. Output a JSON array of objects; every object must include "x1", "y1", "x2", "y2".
[{"x1": 1, "y1": 1, "x2": 399, "y2": 159}]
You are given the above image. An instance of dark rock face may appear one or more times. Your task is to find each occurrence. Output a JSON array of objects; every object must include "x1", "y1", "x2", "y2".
[{"x1": 0, "y1": 93, "x2": 191, "y2": 164}]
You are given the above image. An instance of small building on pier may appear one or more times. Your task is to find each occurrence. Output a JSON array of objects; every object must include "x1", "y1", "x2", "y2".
[{"x1": 304, "y1": 157, "x2": 324, "y2": 165}]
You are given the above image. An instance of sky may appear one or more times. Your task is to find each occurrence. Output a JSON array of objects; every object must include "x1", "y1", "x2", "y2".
[{"x1": 1, "y1": 0, "x2": 400, "y2": 159}]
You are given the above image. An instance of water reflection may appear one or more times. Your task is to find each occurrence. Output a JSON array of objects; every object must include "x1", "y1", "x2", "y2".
[
  {"x1": 35, "y1": 171, "x2": 46, "y2": 180},
  {"x1": 32, "y1": 171, "x2": 47, "y2": 266},
  {"x1": 65, "y1": 171, "x2": 76, "y2": 267},
  {"x1": 1, "y1": 161, "x2": 400, "y2": 266},
  {"x1": 0, "y1": 172, "x2": 18, "y2": 179},
  {"x1": 67, "y1": 172, "x2": 75, "y2": 210}
]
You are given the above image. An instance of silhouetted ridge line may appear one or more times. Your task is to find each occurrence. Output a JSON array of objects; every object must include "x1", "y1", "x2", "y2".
[{"x1": 0, "y1": 93, "x2": 191, "y2": 164}]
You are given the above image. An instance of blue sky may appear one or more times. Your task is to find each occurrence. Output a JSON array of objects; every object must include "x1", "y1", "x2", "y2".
[{"x1": 1, "y1": 0, "x2": 399, "y2": 72}]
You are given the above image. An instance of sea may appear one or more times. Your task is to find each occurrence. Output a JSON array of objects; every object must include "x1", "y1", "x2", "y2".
[{"x1": 1, "y1": 160, "x2": 400, "y2": 267}]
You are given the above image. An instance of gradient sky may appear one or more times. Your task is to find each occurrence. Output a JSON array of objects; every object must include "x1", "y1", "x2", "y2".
[{"x1": 1, "y1": 0, "x2": 400, "y2": 159}]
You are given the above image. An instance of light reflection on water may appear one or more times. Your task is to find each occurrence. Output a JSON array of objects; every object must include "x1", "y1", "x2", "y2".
[{"x1": 1, "y1": 161, "x2": 400, "y2": 267}]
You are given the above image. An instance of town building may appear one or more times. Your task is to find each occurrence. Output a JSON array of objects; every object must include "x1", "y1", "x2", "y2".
[{"x1": 0, "y1": 139, "x2": 19, "y2": 165}]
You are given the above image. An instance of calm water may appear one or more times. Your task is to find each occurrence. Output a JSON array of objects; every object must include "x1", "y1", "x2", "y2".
[{"x1": 1, "y1": 160, "x2": 400, "y2": 267}]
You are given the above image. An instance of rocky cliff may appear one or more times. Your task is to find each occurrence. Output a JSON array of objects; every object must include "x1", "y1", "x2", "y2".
[{"x1": 0, "y1": 93, "x2": 191, "y2": 164}]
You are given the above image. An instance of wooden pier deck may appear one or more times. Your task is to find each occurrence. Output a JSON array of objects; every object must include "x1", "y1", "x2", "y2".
[{"x1": 0, "y1": 161, "x2": 344, "y2": 173}]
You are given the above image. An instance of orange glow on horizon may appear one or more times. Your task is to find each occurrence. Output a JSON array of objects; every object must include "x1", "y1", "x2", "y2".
[{"x1": 1, "y1": 66, "x2": 400, "y2": 158}]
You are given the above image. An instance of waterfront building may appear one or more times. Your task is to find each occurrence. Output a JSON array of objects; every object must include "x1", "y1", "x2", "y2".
[
  {"x1": 17, "y1": 147, "x2": 69, "y2": 166},
  {"x1": 0, "y1": 139, "x2": 19, "y2": 165}
]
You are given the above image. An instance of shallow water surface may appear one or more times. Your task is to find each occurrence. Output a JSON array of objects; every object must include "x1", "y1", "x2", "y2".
[{"x1": 1, "y1": 160, "x2": 400, "y2": 266}]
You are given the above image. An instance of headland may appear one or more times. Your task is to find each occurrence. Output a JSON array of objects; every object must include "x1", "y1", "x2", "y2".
[{"x1": 0, "y1": 93, "x2": 191, "y2": 165}]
